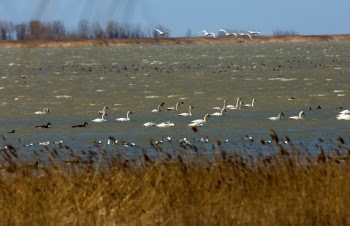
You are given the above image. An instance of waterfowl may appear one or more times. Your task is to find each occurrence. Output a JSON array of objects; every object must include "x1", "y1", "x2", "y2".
[
  {"x1": 152, "y1": 102, "x2": 165, "y2": 112},
  {"x1": 38, "y1": 141, "x2": 50, "y2": 146},
  {"x1": 178, "y1": 106, "x2": 193, "y2": 116},
  {"x1": 213, "y1": 99, "x2": 228, "y2": 110},
  {"x1": 167, "y1": 102, "x2": 184, "y2": 111},
  {"x1": 7, "y1": 129, "x2": 15, "y2": 134},
  {"x1": 268, "y1": 112, "x2": 285, "y2": 120},
  {"x1": 188, "y1": 122, "x2": 204, "y2": 127},
  {"x1": 116, "y1": 111, "x2": 132, "y2": 122},
  {"x1": 92, "y1": 113, "x2": 106, "y2": 122},
  {"x1": 337, "y1": 112, "x2": 350, "y2": 120},
  {"x1": 288, "y1": 97, "x2": 295, "y2": 101},
  {"x1": 212, "y1": 108, "x2": 226, "y2": 116},
  {"x1": 227, "y1": 97, "x2": 242, "y2": 110},
  {"x1": 156, "y1": 121, "x2": 175, "y2": 128},
  {"x1": 143, "y1": 122, "x2": 157, "y2": 127},
  {"x1": 289, "y1": 111, "x2": 305, "y2": 120},
  {"x1": 24, "y1": 143, "x2": 34, "y2": 147},
  {"x1": 72, "y1": 122, "x2": 88, "y2": 128},
  {"x1": 98, "y1": 106, "x2": 109, "y2": 115},
  {"x1": 244, "y1": 99, "x2": 256, "y2": 108},
  {"x1": 34, "y1": 108, "x2": 49, "y2": 115},
  {"x1": 191, "y1": 114, "x2": 210, "y2": 124},
  {"x1": 35, "y1": 122, "x2": 52, "y2": 128},
  {"x1": 339, "y1": 109, "x2": 350, "y2": 114}
]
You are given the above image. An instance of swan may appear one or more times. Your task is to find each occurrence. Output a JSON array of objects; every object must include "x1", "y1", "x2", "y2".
[
  {"x1": 72, "y1": 122, "x2": 88, "y2": 128},
  {"x1": 244, "y1": 99, "x2": 256, "y2": 108},
  {"x1": 143, "y1": 121, "x2": 157, "y2": 127},
  {"x1": 212, "y1": 108, "x2": 226, "y2": 116},
  {"x1": 188, "y1": 122, "x2": 203, "y2": 127},
  {"x1": 156, "y1": 121, "x2": 175, "y2": 128},
  {"x1": 191, "y1": 114, "x2": 210, "y2": 124},
  {"x1": 200, "y1": 30, "x2": 215, "y2": 38},
  {"x1": 239, "y1": 33, "x2": 252, "y2": 39},
  {"x1": 34, "y1": 108, "x2": 49, "y2": 115},
  {"x1": 339, "y1": 109, "x2": 350, "y2": 114},
  {"x1": 219, "y1": 29, "x2": 230, "y2": 36},
  {"x1": 227, "y1": 97, "x2": 242, "y2": 110},
  {"x1": 248, "y1": 31, "x2": 262, "y2": 35},
  {"x1": 152, "y1": 102, "x2": 165, "y2": 113},
  {"x1": 288, "y1": 97, "x2": 295, "y2": 101},
  {"x1": 92, "y1": 113, "x2": 106, "y2": 122},
  {"x1": 98, "y1": 106, "x2": 109, "y2": 115},
  {"x1": 154, "y1": 28, "x2": 168, "y2": 36},
  {"x1": 289, "y1": 111, "x2": 305, "y2": 120},
  {"x1": 167, "y1": 102, "x2": 184, "y2": 111},
  {"x1": 268, "y1": 112, "x2": 285, "y2": 120},
  {"x1": 337, "y1": 114, "x2": 350, "y2": 120},
  {"x1": 35, "y1": 122, "x2": 52, "y2": 128},
  {"x1": 179, "y1": 106, "x2": 194, "y2": 116},
  {"x1": 38, "y1": 141, "x2": 50, "y2": 146},
  {"x1": 116, "y1": 111, "x2": 132, "y2": 122},
  {"x1": 213, "y1": 99, "x2": 228, "y2": 110}
]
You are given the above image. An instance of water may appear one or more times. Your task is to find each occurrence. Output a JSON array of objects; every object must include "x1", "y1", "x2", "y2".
[{"x1": 0, "y1": 42, "x2": 349, "y2": 152}]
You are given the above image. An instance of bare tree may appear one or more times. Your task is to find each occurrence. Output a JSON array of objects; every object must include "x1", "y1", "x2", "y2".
[
  {"x1": 29, "y1": 20, "x2": 42, "y2": 39},
  {"x1": 78, "y1": 20, "x2": 90, "y2": 39},
  {"x1": 92, "y1": 22, "x2": 105, "y2": 39},
  {"x1": 15, "y1": 23, "x2": 28, "y2": 40}
]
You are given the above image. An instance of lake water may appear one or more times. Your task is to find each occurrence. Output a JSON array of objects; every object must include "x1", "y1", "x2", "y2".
[{"x1": 0, "y1": 42, "x2": 349, "y2": 153}]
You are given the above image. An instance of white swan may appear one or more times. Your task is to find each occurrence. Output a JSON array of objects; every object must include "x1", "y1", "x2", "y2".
[
  {"x1": 213, "y1": 99, "x2": 228, "y2": 110},
  {"x1": 268, "y1": 112, "x2": 285, "y2": 120},
  {"x1": 339, "y1": 109, "x2": 350, "y2": 114},
  {"x1": 188, "y1": 122, "x2": 203, "y2": 127},
  {"x1": 179, "y1": 106, "x2": 193, "y2": 116},
  {"x1": 244, "y1": 99, "x2": 256, "y2": 108},
  {"x1": 289, "y1": 111, "x2": 305, "y2": 120},
  {"x1": 116, "y1": 111, "x2": 132, "y2": 122},
  {"x1": 191, "y1": 114, "x2": 210, "y2": 124},
  {"x1": 92, "y1": 113, "x2": 106, "y2": 122},
  {"x1": 212, "y1": 108, "x2": 226, "y2": 116},
  {"x1": 98, "y1": 106, "x2": 109, "y2": 115},
  {"x1": 34, "y1": 108, "x2": 49, "y2": 115},
  {"x1": 167, "y1": 102, "x2": 184, "y2": 111},
  {"x1": 200, "y1": 30, "x2": 216, "y2": 38},
  {"x1": 143, "y1": 122, "x2": 157, "y2": 127},
  {"x1": 219, "y1": 29, "x2": 230, "y2": 36},
  {"x1": 239, "y1": 33, "x2": 252, "y2": 39},
  {"x1": 151, "y1": 103, "x2": 165, "y2": 113},
  {"x1": 156, "y1": 121, "x2": 175, "y2": 128},
  {"x1": 154, "y1": 28, "x2": 168, "y2": 36},
  {"x1": 227, "y1": 97, "x2": 242, "y2": 110},
  {"x1": 248, "y1": 31, "x2": 262, "y2": 35},
  {"x1": 337, "y1": 114, "x2": 350, "y2": 120}
]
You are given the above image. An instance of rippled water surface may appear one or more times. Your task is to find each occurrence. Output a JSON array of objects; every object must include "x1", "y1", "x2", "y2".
[{"x1": 0, "y1": 42, "x2": 349, "y2": 152}]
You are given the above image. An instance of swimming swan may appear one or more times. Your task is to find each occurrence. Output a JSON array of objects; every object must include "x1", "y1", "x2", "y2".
[
  {"x1": 116, "y1": 111, "x2": 132, "y2": 122},
  {"x1": 191, "y1": 114, "x2": 210, "y2": 124},
  {"x1": 212, "y1": 99, "x2": 228, "y2": 110},
  {"x1": 156, "y1": 121, "x2": 175, "y2": 128},
  {"x1": 167, "y1": 102, "x2": 184, "y2": 111},
  {"x1": 143, "y1": 122, "x2": 157, "y2": 127},
  {"x1": 268, "y1": 112, "x2": 285, "y2": 120},
  {"x1": 339, "y1": 109, "x2": 350, "y2": 114},
  {"x1": 244, "y1": 99, "x2": 256, "y2": 108},
  {"x1": 179, "y1": 106, "x2": 193, "y2": 116},
  {"x1": 212, "y1": 108, "x2": 226, "y2": 116},
  {"x1": 227, "y1": 97, "x2": 242, "y2": 110},
  {"x1": 98, "y1": 106, "x2": 109, "y2": 115},
  {"x1": 35, "y1": 108, "x2": 49, "y2": 115},
  {"x1": 152, "y1": 102, "x2": 165, "y2": 113},
  {"x1": 289, "y1": 111, "x2": 305, "y2": 120},
  {"x1": 92, "y1": 113, "x2": 107, "y2": 122},
  {"x1": 337, "y1": 113, "x2": 350, "y2": 120}
]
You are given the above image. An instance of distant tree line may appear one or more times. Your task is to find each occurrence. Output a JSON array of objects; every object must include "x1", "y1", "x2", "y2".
[{"x1": 0, "y1": 20, "x2": 154, "y2": 41}]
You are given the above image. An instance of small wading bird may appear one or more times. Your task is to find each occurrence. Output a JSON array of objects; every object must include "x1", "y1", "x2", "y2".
[
  {"x1": 200, "y1": 30, "x2": 216, "y2": 38},
  {"x1": 72, "y1": 122, "x2": 88, "y2": 128},
  {"x1": 35, "y1": 122, "x2": 52, "y2": 129},
  {"x1": 289, "y1": 111, "x2": 305, "y2": 120},
  {"x1": 154, "y1": 28, "x2": 168, "y2": 36}
]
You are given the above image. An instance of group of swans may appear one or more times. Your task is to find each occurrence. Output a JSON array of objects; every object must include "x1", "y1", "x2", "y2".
[
  {"x1": 201, "y1": 29, "x2": 262, "y2": 39},
  {"x1": 268, "y1": 111, "x2": 305, "y2": 120},
  {"x1": 337, "y1": 109, "x2": 350, "y2": 120}
]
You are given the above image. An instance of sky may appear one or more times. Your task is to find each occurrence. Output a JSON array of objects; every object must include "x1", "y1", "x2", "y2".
[{"x1": 0, "y1": 0, "x2": 349, "y2": 37}]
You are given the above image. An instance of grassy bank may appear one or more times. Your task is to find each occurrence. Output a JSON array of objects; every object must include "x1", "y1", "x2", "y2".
[
  {"x1": 1, "y1": 134, "x2": 350, "y2": 225},
  {"x1": 0, "y1": 34, "x2": 350, "y2": 48}
]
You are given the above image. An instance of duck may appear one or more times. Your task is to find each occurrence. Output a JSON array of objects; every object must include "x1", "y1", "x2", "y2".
[
  {"x1": 151, "y1": 102, "x2": 165, "y2": 113},
  {"x1": 212, "y1": 100, "x2": 227, "y2": 110},
  {"x1": 268, "y1": 112, "x2": 285, "y2": 120},
  {"x1": 98, "y1": 106, "x2": 109, "y2": 115},
  {"x1": 92, "y1": 113, "x2": 106, "y2": 122},
  {"x1": 72, "y1": 122, "x2": 88, "y2": 128},
  {"x1": 178, "y1": 106, "x2": 194, "y2": 116},
  {"x1": 34, "y1": 108, "x2": 49, "y2": 115},
  {"x1": 289, "y1": 111, "x2": 305, "y2": 120},
  {"x1": 212, "y1": 107, "x2": 226, "y2": 116},
  {"x1": 191, "y1": 114, "x2": 210, "y2": 124},
  {"x1": 156, "y1": 121, "x2": 175, "y2": 128},
  {"x1": 227, "y1": 97, "x2": 242, "y2": 110},
  {"x1": 116, "y1": 111, "x2": 132, "y2": 122},
  {"x1": 244, "y1": 99, "x2": 256, "y2": 108},
  {"x1": 35, "y1": 122, "x2": 52, "y2": 128},
  {"x1": 167, "y1": 102, "x2": 184, "y2": 111},
  {"x1": 143, "y1": 122, "x2": 157, "y2": 127}
]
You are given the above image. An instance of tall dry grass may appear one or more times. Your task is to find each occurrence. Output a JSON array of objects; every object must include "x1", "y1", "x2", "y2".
[{"x1": 0, "y1": 133, "x2": 350, "y2": 225}]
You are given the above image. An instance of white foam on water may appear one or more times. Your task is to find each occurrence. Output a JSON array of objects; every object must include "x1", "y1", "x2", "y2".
[
  {"x1": 338, "y1": 94, "x2": 346, "y2": 97},
  {"x1": 194, "y1": 91, "x2": 204, "y2": 95},
  {"x1": 167, "y1": 95, "x2": 179, "y2": 98},
  {"x1": 145, "y1": 96, "x2": 160, "y2": 99},
  {"x1": 96, "y1": 90, "x2": 105, "y2": 92},
  {"x1": 334, "y1": 90, "x2": 344, "y2": 93},
  {"x1": 268, "y1": 78, "x2": 297, "y2": 82},
  {"x1": 55, "y1": 95, "x2": 72, "y2": 99}
]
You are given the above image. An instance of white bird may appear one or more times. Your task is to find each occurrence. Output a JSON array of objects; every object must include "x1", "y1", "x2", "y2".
[
  {"x1": 213, "y1": 99, "x2": 228, "y2": 110},
  {"x1": 98, "y1": 106, "x2": 109, "y2": 115},
  {"x1": 167, "y1": 102, "x2": 184, "y2": 111},
  {"x1": 200, "y1": 30, "x2": 216, "y2": 38},
  {"x1": 244, "y1": 99, "x2": 256, "y2": 108},
  {"x1": 248, "y1": 30, "x2": 262, "y2": 35},
  {"x1": 288, "y1": 97, "x2": 295, "y2": 101},
  {"x1": 219, "y1": 29, "x2": 230, "y2": 36},
  {"x1": 227, "y1": 97, "x2": 242, "y2": 110},
  {"x1": 179, "y1": 106, "x2": 194, "y2": 116},
  {"x1": 268, "y1": 112, "x2": 285, "y2": 121},
  {"x1": 337, "y1": 114, "x2": 350, "y2": 120},
  {"x1": 34, "y1": 108, "x2": 49, "y2": 115},
  {"x1": 154, "y1": 28, "x2": 168, "y2": 36},
  {"x1": 188, "y1": 122, "x2": 203, "y2": 127},
  {"x1": 239, "y1": 33, "x2": 252, "y2": 39},
  {"x1": 151, "y1": 103, "x2": 165, "y2": 113},
  {"x1": 156, "y1": 121, "x2": 175, "y2": 128},
  {"x1": 289, "y1": 111, "x2": 305, "y2": 120},
  {"x1": 39, "y1": 141, "x2": 50, "y2": 146},
  {"x1": 212, "y1": 108, "x2": 226, "y2": 116},
  {"x1": 143, "y1": 122, "x2": 157, "y2": 127},
  {"x1": 116, "y1": 111, "x2": 132, "y2": 122},
  {"x1": 191, "y1": 114, "x2": 210, "y2": 124},
  {"x1": 92, "y1": 113, "x2": 107, "y2": 122},
  {"x1": 339, "y1": 109, "x2": 350, "y2": 114}
]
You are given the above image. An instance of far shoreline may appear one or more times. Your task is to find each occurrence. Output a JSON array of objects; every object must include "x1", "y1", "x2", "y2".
[{"x1": 0, "y1": 34, "x2": 350, "y2": 48}]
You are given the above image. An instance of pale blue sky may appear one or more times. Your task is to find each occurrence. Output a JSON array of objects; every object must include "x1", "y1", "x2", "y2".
[{"x1": 0, "y1": 0, "x2": 349, "y2": 36}]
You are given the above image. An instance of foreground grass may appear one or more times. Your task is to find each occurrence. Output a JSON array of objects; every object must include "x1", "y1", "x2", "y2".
[{"x1": 1, "y1": 136, "x2": 350, "y2": 225}]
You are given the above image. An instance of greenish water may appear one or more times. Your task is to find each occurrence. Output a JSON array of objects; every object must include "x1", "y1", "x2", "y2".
[{"x1": 0, "y1": 42, "x2": 349, "y2": 151}]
